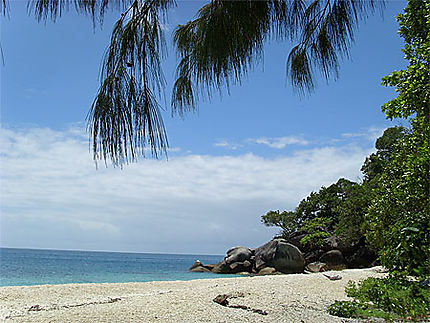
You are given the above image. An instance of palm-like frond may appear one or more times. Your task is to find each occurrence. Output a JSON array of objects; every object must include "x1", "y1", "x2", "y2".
[
  {"x1": 288, "y1": 0, "x2": 379, "y2": 92},
  {"x1": 27, "y1": 0, "x2": 133, "y2": 24},
  {"x1": 173, "y1": 0, "x2": 286, "y2": 115},
  {"x1": 87, "y1": 0, "x2": 173, "y2": 165},
  {"x1": 1, "y1": 0, "x2": 9, "y2": 16},
  {"x1": 173, "y1": 0, "x2": 381, "y2": 113},
  {"x1": 23, "y1": 0, "x2": 383, "y2": 166},
  {"x1": 1, "y1": 0, "x2": 8, "y2": 65}
]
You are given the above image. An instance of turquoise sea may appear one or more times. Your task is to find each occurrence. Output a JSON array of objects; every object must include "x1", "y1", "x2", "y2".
[{"x1": 0, "y1": 248, "x2": 233, "y2": 286}]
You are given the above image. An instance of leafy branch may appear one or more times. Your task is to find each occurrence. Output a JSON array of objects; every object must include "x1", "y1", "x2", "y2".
[
  {"x1": 5, "y1": 0, "x2": 384, "y2": 165},
  {"x1": 87, "y1": 0, "x2": 173, "y2": 165}
]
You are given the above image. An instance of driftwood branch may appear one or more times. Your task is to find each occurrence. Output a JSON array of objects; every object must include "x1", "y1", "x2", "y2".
[{"x1": 213, "y1": 294, "x2": 268, "y2": 316}]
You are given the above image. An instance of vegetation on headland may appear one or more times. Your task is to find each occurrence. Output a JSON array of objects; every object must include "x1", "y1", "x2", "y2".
[
  {"x1": 263, "y1": 0, "x2": 430, "y2": 320},
  {"x1": 262, "y1": 126, "x2": 406, "y2": 258}
]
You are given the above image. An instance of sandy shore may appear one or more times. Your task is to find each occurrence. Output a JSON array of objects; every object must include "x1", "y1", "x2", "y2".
[{"x1": 0, "y1": 267, "x2": 385, "y2": 322}]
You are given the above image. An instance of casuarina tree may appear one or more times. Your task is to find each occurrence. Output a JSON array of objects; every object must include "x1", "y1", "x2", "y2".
[{"x1": 1, "y1": 0, "x2": 382, "y2": 165}]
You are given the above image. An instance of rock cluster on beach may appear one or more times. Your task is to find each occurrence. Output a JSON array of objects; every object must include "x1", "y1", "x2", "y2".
[
  {"x1": 287, "y1": 232, "x2": 377, "y2": 272},
  {"x1": 190, "y1": 235, "x2": 377, "y2": 275},
  {"x1": 190, "y1": 239, "x2": 305, "y2": 275}
]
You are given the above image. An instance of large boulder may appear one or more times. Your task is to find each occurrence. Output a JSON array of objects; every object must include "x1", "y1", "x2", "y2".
[
  {"x1": 345, "y1": 246, "x2": 377, "y2": 268},
  {"x1": 203, "y1": 264, "x2": 215, "y2": 271},
  {"x1": 190, "y1": 265, "x2": 211, "y2": 273},
  {"x1": 324, "y1": 235, "x2": 346, "y2": 251},
  {"x1": 224, "y1": 246, "x2": 253, "y2": 264},
  {"x1": 189, "y1": 260, "x2": 215, "y2": 272},
  {"x1": 229, "y1": 260, "x2": 252, "y2": 273},
  {"x1": 189, "y1": 260, "x2": 203, "y2": 270},
  {"x1": 212, "y1": 246, "x2": 254, "y2": 274},
  {"x1": 305, "y1": 261, "x2": 328, "y2": 273},
  {"x1": 212, "y1": 260, "x2": 231, "y2": 273},
  {"x1": 320, "y1": 250, "x2": 347, "y2": 270},
  {"x1": 323, "y1": 235, "x2": 360, "y2": 255},
  {"x1": 304, "y1": 249, "x2": 325, "y2": 264},
  {"x1": 254, "y1": 239, "x2": 305, "y2": 274},
  {"x1": 257, "y1": 267, "x2": 277, "y2": 275},
  {"x1": 286, "y1": 231, "x2": 311, "y2": 253}
]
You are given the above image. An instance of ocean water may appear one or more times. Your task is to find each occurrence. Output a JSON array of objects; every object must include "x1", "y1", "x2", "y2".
[{"x1": 0, "y1": 248, "x2": 234, "y2": 287}]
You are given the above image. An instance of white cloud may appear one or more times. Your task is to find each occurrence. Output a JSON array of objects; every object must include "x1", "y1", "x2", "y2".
[
  {"x1": 342, "y1": 126, "x2": 385, "y2": 142},
  {"x1": 214, "y1": 136, "x2": 309, "y2": 150},
  {"x1": 0, "y1": 127, "x2": 371, "y2": 254},
  {"x1": 249, "y1": 136, "x2": 309, "y2": 149},
  {"x1": 213, "y1": 140, "x2": 242, "y2": 150}
]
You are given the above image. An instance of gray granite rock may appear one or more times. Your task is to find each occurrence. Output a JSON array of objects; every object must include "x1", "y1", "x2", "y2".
[{"x1": 254, "y1": 239, "x2": 305, "y2": 274}]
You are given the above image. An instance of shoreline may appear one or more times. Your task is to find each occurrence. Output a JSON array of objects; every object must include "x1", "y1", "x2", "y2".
[
  {"x1": 3, "y1": 272, "x2": 257, "y2": 289},
  {"x1": 0, "y1": 273, "x2": 240, "y2": 289},
  {"x1": 1, "y1": 267, "x2": 385, "y2": 322}
]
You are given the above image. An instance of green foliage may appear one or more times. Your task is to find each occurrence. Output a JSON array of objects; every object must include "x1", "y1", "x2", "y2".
[
  {"x1": 328, "y1": 275, "x2": 430, "y2": 321},
  {"x1": 261, "y1": 178, "x2": 369, "y2": 247},
  {"x1": 260, "y1": 210, "x2": 299, "y2": 238},
  {"x1": 364, "y1": 0, "x2": 430, "y2": 277},
  {"x1": 361, "y1": 126, "x2": 406, "y2": 184},
  {"x1": 87, "y1": 0, "x2": 173, "y2": 165},
  {"x1": 365, "y1": 129, "x2": 430, "y2": 277},
  {"x1": 347, "y1": 275, "x2": 430, "y2": 317},
  {"x1": 300, "y1": 217, "x2": 331, "y2": 247},
  {"x1": 261, "y1": 119, "x2": 425, "y2": 260},
  {"x1": 381, "y1": 0, "x2": 430, "y2": 121},
  {"x1": 327, "y1": 300, "x2": 360, "y2": 318},
  {"x1": 293, "y1": 178, "x2": 364, "y2": 244},
  {"x1": 334, "y1": 183, "x2": 371, "y2": 245},
  {"x1": 327, "y1": 300, "x2": 393, "y2": 320},
  {"x1": 330, "y1": 3, "x2": 430, "y2": 321},
  {"x1": 173, "y1": 0, "x2": 379, "y2": 114},
  {"x1": 27, "y1": 0, "x2": 133, "y2": 25},
  {"x1": 262, "y1": 127, "x2": 409, "y2": 247},
  {"x1": 375, "y1": 127, "x2": 408, "y2": 158}
]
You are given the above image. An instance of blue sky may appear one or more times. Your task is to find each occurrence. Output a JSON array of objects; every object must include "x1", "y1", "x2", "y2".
[{"x1": 1, "y1": 1, "x2": 407, "y2": 254}]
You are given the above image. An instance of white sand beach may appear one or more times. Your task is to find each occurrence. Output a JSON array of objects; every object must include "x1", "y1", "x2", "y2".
[{"x1": 0, "y1": 267, "x2": 385, "y2": 322}]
